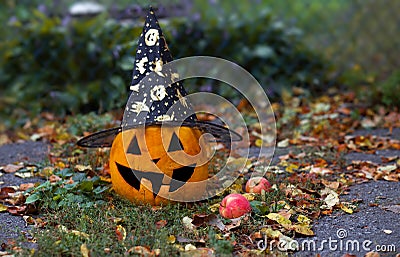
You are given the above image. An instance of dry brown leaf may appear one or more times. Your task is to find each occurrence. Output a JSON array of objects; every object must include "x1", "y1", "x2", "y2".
[
  {"x1": 49, "y1": 174, "x2": 61, "y2": 183},
  {"x1": 0, "y1": 187, "x2": 16, "y2": 200},
  {"x1": 1, "y1": 164, "x2": 24, "y2": 173},
  {"x1": 7, "y1": 205, "x2": 27, "y2": 216},
  {"x1": 155, "y1": 220, "x2": 167, "y2": 229},
  {"x1": 365, "y1": 252, "x2": 380, "y2": 257},
  {"x1": 19, "y1": 183, "x2": 35, "y2": 191},
  {"x1": 192, "y1": 214, "x2": 225, "y2": 231},
  {"x1": 381, "y1": 204, "x2": 400, "y2": 214},
  {"x1": 127, "y1": 246, "x2": 154, "y2": 256},
  {"x1": 115, "y1": 225, "x2": 126, "y2": 241}
]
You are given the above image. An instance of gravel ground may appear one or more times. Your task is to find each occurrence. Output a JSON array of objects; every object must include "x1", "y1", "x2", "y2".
[
  {"x1": 0, "y1": 129, "x2": 399, "y2": 256},
  {"x1": 0, "y1": 141, "x2": 48, "y2": 249}
]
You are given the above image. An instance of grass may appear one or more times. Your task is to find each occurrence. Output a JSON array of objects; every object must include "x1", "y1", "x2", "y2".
[{"x1": 27, "y1": 199, "x2": 208, "y2": 256}]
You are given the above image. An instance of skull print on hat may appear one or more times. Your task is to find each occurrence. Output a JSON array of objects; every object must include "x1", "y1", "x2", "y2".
[{"x1": 124, "y1": 7, "x2": 196, "y2": 127}]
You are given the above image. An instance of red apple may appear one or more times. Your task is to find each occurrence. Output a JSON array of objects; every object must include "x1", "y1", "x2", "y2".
[
  {"x1": 245, "y1": 177, "x2": 271, "y2": 194},
  {"x1": 219, "y1": 194, "x2": 251, "y2": 219}
]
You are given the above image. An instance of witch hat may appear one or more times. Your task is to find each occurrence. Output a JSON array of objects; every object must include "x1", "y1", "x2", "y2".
[{"x1": 77, "y1": 7, "x2": 241, "y2": 148}]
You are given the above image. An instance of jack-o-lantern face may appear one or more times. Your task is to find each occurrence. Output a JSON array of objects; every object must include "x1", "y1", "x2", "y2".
[{"x1": 109, "y1": 125, "x2": 210, "y2": 205}]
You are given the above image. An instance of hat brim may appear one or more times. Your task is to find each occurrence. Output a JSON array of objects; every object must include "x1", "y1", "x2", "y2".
[{"x1": 76, "y1": 121, "x2": 242, "y2": 148}]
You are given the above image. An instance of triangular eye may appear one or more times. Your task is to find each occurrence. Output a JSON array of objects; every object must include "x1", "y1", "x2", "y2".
[
  {"x1": 127, "y1": 135, "x2": 141, "y2": 155},
  {"x1": 167, "y1": 132, "x2": 184, "y2": 152}
]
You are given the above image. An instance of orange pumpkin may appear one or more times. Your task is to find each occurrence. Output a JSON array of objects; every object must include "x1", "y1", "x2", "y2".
[{"x1": 109, "y1": 125, "x2": 210, "y2": 205}]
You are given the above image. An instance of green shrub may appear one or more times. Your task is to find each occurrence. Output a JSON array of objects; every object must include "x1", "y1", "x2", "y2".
[
  {"x1": 0, "y1": 4, "x2": 329, "y2": 125},
  {"x1": 381, "y1": 70, "x2": 400, "y2": 107},
  {"x1": 168, "y1": 7, "x2": 328, "y2": 97}
]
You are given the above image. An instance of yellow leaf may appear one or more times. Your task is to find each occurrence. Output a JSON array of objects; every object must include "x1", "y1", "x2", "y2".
[
  {"x1": 71, "y1": 230, "x2": 89, "y2": 238},
  {"x1": 242, "y1": 193, "x2": 256, "y2": 201},
  {"x1": 255, "y1": 138, "x2": 263, "y2": 147},
  {"x1": 167, "y1": 235, "x2": 176, "y2": 244},
  {"x1": 285, "y1": 163, "x2": 298, "y2": 173},
  {"x1": 267, "y1": 213, "x2": 292, "y2": 227},
  {"x1": 297, "y1": 215, "x2": 311, "y2": 225},
  {"x1": 293, "y1": 224, "x2": 314, "y2": 236},
  {"x1": 75, "y1": 165, "x2": 92, "y2": 172},
  {"x1": 208, "y1": 203, "x2": 220, "y2": 213},
  {"x1": 0, "y1": 204, "x2": 7, "y2": 212},
  {"x1": 260, "y1": 227, "x2": 282, "y2": 239},
  {"x1": 340, "y1": 204, "x2": 353, "y2": 214},
  {"x1": 80, "y1": 243, "x2": 89, "y2": 257},
  {"x1": 100, "y1": 176, "x2": 112, "y2": 183},
  {"x1": 39, "y1": 166, "x2": 54, "y2": 177}
]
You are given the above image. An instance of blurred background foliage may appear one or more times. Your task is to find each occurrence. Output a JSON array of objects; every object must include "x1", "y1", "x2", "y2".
[{"x1": 0, "y1": 0, "x2": 399, "y2": 127}]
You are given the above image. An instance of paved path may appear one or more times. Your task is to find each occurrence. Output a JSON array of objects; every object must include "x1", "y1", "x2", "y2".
[{"x1": 0, "y1": 129, "x2": 399, "y2": 256}]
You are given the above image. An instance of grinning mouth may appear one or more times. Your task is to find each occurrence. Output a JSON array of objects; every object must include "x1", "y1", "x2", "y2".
[{"x1": 115, "y1": 162, "x2": 196, "y2": 198}]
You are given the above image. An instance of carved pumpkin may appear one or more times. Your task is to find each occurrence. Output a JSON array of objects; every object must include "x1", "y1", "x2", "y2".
[
  {"x1": 109, "y1": 125, "x2": 209, "y2": 205},
  {"x1": 76, "y1": 8, "x2": 242, "y2": 205}
]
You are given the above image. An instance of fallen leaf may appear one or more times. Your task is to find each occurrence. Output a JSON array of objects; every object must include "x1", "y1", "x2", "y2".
[
  {"x1": 224, "y1": 218, "x2": 241, "y2": 231},
  {"x1": 364, "y1": 252, "x2": 380, "y2": 257},
  {"x1": 75, "y1": 165, "x2": 92, "y2": 172},
  {"x1": 1, "y1": 164, "x2": 23, "y2": 173},
  {"x1": 127, "y1": 246, "x2": 153, "y2": 256},
  {"x1": 0, "y1": 187, "x2": 16, "y2": 200},
  {"x1": 381, "y1": 204, "x2": 400, "y2": 214},
  {"x1": 192, "y1": 214, "x2": 225, "y2": 231},
  {"x1": 277, "y1": 138, "x2": 289, "y2": 148},
  {"x1": 377, "y1": 164, "x2": 397, "y2": 172},
  {"x1": 293, "y1": 224, "x2": 314, "y2": 236},
  {"x1": 80, "y1": 243, "x2": 89, "y2": 257},
  {"x1": 155, "y1": 220, "x2": 167, "y2": 229},
  {"x1": 71, "y1": 230, "x2": 89, "y2": 238},
  {"x1": 167, "y1": 235, "x2": 176, "y2": 244},
  {"x1": 184, "y1": 244, "x2": 196, "y2": 251},
  {"x1": 182, "y1": 216, "x2": 195, "y2": 230},
  {"x1": 321, "y1": 180, "x2": 339, "y2": 190},
  {"x1": 7, "y1": 205, "x2": 27, "y2": 215},
  {"x1": 49, "y1": 174, "x2": 62, "y2": 183},
  {"x1": 297, "y1": 215, "x2": 311, "y2": 225},
  {"x1": 261, "y1": 228, "x2": 282, "y2": 239},
  {"x1": 340, "y1": 204, "x2": 354, "y2": 214},
  {"x1": 19, "y1": 183, "x2": 35, "y2": 191},
  {"x1": 208, "y1": 203, "x2": 220, "y2": 213},
  {"x1": 0, "y1": 204, "x2": 7, "y2": 212},
  {"x1": 180, "y1": 248, "x2": 214, "y2": 257},
  {"x1": 14, "y1": 172, "x2": 33, "y2": 178},
  {"x1": 320, "y1": 188, "x2": 339, "y2": 208},
  {"x1": 267, "y1": 213, "x2": 292, "y2": 227},
  {"x1": 115, "y1": 225, "x2": 126, "y2": 241}
]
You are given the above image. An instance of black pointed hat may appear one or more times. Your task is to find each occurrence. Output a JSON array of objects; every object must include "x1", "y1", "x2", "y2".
[{"x1": 77, "y1": 7, "x2": 241, "y2": 148}]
